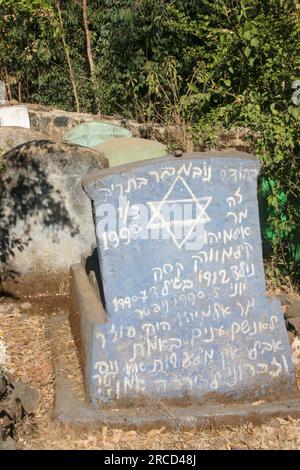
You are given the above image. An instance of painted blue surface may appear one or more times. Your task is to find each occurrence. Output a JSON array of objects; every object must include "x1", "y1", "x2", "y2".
[
  {"x1": 82, "y1": 153, "x2": 295, "y2": 405},
  {"x1": 64, "y1": 121, "x2": 132, "y2": 148}
]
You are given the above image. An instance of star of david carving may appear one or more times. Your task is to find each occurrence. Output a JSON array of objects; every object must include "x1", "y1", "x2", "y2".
[{"x1": 147, "y1": 175, "x2": 211, "y2": 249}]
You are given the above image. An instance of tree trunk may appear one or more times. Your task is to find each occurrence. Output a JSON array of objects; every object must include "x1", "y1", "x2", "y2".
[
  {"x1": 82, "y1": 0, "x2": 100, "y2": 114},
  {"x1": 3, "y1": 67, "x2": 12, "y2": 101},
  {"x1": 56, "y1": 1, "x2": 80, "y2": 113},
  {"x1": 26, "y1": 77, "x2": 29, "y2": 101},
  {"x1": 18, "y1": 80, "x2": 22, "y2": 103}
]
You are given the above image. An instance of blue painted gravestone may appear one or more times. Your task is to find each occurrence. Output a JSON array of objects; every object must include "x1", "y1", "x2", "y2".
[{"x1": 81, "y1": 152, "x2": 296, "y2": 405}]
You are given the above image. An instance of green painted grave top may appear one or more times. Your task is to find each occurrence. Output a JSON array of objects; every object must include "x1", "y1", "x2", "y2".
[{"x1": 64, "y1": 121, "x2": 132, "y2": 148}]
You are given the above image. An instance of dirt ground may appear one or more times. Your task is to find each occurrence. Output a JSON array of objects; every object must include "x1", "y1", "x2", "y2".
[{"x1": 0, "y1": 284, "x2": 300, "y2": 450}]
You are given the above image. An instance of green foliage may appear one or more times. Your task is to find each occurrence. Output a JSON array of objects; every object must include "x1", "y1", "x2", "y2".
[{"x1": 0, "y1": 0, "x2": 299, "y2": 284}]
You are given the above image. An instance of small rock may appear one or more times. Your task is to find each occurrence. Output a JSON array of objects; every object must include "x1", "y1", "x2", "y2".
[
  {"x1": 0, "y1": 437, "x2": 18, "y2": 450},
  {"x1": 285, "y1": 301, "x2": 300, "y2": 320},
  {"x1": 291, "y1": 337, "x2": 300, "y2": 369},
  {"x1": 287, "y1": 317, "x2": 300, "y2": 335},
  {"x1": 0, "y1": 372, "x2": 8, "y2": 398},
  {"x1": 173, "y1": 149, "x2": 183, "y2": 158},
  {"x1": 139, "y1": 125, "x2": 152, "y2": 139},
  {"x1": 13, "y1": 381, "x2": 39, "y2": 414}
]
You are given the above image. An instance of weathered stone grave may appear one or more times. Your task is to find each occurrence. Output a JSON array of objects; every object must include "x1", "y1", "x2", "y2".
[
  {"x1": 0, "y1": 81, "x2": 6, "y2": 104},
  {"x1": 71, "y1": 151, "x2": 297, "y2": 410},
  {"x1": 1, "y1": 140, "x2": 108, "y2": 295},
  {"x1": 0, "y1": 126, "x2": 46, "y2": 154}
]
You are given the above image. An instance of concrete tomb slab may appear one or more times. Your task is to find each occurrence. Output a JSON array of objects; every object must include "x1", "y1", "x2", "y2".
[
  {"x1": 64, "y1": 121, "x2": 132, "y2": 148},
  {"x1": 0, "y1": 105, "x2": 30, "y2": 129},
  {"x1": 93, "y1": 137, "x2": 167, "y2": 167},
  {"x1": 73, "y1": 151, "x2": 297, "y2": 408}
]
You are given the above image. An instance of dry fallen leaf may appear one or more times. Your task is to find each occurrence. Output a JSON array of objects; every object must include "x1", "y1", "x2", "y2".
[
  {"x1": 125, "y1": 430, "x2": 137, "y2": 440},
  {"x1": 147, "y1": 426, "x2": 165, "y2": 437},
  {"x1": 111, "y1": 429, "x2": 122, "y2": 444}
]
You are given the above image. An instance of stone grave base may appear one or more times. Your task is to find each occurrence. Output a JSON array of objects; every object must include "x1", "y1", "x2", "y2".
[
  {"x1": 64, "y1": 249, "x2": 300, "y2": 431},
  {"x1": 53, "y1": 374, "x2": 300, "y2": 432}
]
